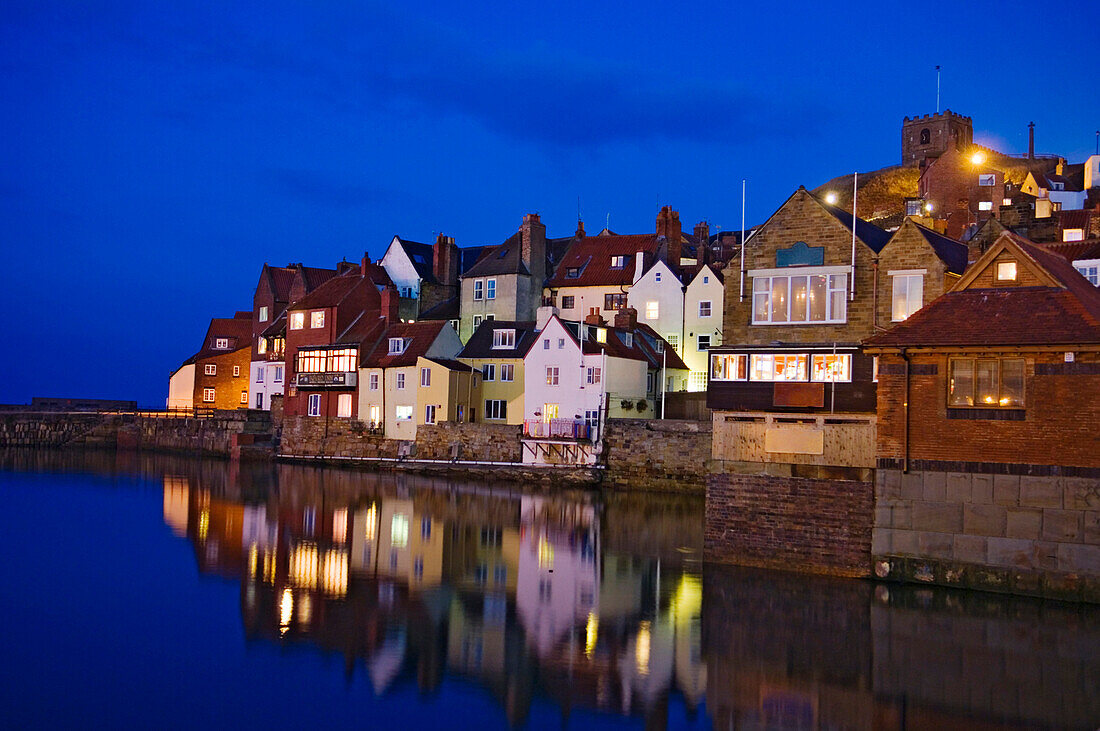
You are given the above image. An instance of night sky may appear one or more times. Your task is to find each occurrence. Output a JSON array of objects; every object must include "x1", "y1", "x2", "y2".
[{"x1": 3, "y1": 1, "x2": 1098, "y2": 407}]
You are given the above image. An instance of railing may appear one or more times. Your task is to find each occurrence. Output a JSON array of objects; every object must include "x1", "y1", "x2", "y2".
[{"x1": 523, "y1": 419, "x2": 593, "y2": 440}]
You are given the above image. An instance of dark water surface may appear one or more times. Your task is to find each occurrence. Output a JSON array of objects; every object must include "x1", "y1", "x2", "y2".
[{"x1": 0, "y1": 451, "x2": 1097, "y2": 730}]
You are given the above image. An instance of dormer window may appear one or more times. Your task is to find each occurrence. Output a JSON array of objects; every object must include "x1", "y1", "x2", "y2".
[
  {"x1": 610, "y1": 255, "x2": 626, "y2": 269},
  {"x1": 565, "y1": 267, "x2": 581, "y2": 279},
  {"x1": 1051, "y1": 182, "x2": 1064, "y2": 191},
  {"x1": 1063, "y1": 228, "x2": 1084, "y2": 242},
  {"x1": 214, "y1": 338, "x2": 229, "y2": 349},
  {"x1": 595, "y1": 328, "x2": 607, "y2": 344},
  {"x1": 492, "y1": 329, "x2": 516, "y2": 349},
  {"x1": 996, "y1": 261, "x2": 1018, "y2": 282},
  {"x1": 621, "y1": 332, "x2": 633, "y2": 348},
  {"x1": 388, "y1": 337, "x2": 405, "y2": 354}
]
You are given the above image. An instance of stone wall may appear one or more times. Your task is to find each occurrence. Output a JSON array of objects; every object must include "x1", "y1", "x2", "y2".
[
  {"x1": 873, "y1": 468, "x2": 1100, "y2": 602},
  {"x1": 705, "y1": 469, "x2": 873, "y2": 577},
  {"x1": 414, "y1": 421, "x2": 523, "y2": 462},
  {"x1": 602, "y1": 418, "x2": 711, "y2": 492},
  {"x1": 0, "y1": 412, "x2": 121, "y2": 447}
]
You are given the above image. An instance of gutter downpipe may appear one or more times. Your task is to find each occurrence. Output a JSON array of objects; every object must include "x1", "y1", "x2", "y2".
[
  {"x1": 850, "y1": 172, "x2": 858, "y2": 301},
  {"x1": 901, "y1": 348, "x2": 910, "y2": 474}
]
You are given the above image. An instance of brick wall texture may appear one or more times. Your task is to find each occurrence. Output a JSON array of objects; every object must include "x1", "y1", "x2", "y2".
[
  {"x1": 705, "y1": 471, "x2": 873, "y2": 576},
  {"x1": 602, "y1": 418, "x2": 711, "y2": 492}
]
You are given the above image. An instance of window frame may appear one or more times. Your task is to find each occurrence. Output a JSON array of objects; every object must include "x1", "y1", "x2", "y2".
[
  {"x1": 604, "y1": 292, "x2": 627, "y2": 310},
  {"x1": 483, "y1": 363, "x2": 495, "y2": 381},
  {"x1": 396, "y1": 372, "x2": 405, "y2": 390},
  {"x1": 204, "y1": 364, "x2": 216, "y2": 376},
  {"x1": 203, "y1": 388, "x2": 215, "y2": 403},
  {"x1": 473, "y1": 279, "x2": 484, "y2": 300},
  {"x1": 289, "y1": 312, "x2": 305, "y2": 330},
  {"x1": 645, "y1": 301, "x2": 659, "y2": 320},
  {"x1": 424, "y1": 404, "x2": 436, "y2": 424},
  {"x1": 337, "y1": 393, "x2": 353, "y2": 418},
  {"x1": 310, "y1": 311, "x2": 325, "y2": 329},
  {"x1": 750, "y1": 267, "x2": 849, "y2": 325},
  {"x1": 561, "y1": 295, "x2": 575, "y2": 309},
  {"x1": 233, "y1": 365, "x2": 240, "y2": 378},
  {"x1": 890, "y1": 270, "x2": 925, "y2": 322},
  {"x1": 500, "y1": 363, "x2": 514, "y2": 381},
  {"x1": 697, "y1": 334, "x2": 711, "y2": 351},
  {"x1": 492, "y1": 329, "x2": 516, "y2": 349},
  {"x1": 258, "y1": 305, "x2": 269, "y2": 322},
  {"x1": 546, "y1": 366, "x2": 559, "y2": 385},
  {"x1": 698, "y1": 300, "x2": 712, "y2": 317},
  {"x1": 948, "y1": 357, "x2": 1026, "y2": 408},
  {"x1": 307, "y1": 393, "x2": 321, "y2": 416},
  {"x1": 486, "y1": 278, "x2": 496, "y2": 300},
  {"x1": 420, "y1": 367, "x2": 431, "y2": 387}
]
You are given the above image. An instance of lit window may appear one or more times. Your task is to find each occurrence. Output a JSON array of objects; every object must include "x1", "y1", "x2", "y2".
[
  {"x1": 311, "y1": 311, "x2": 324, "y2": 328},
  {"x1": 215, "y1": 338, "x2": 229, "y2": 349},
  {"x1": 420, "y1": 367, "x2": 431, "y2": 387},
  {"x1": 595, "y1": 329, "x2": 607, "y2": 343},
  {"x1": 697, "y1": 334, "x2": 710, "y2": 351},
  {"x1": 500, "y1": 364, "x2": 514, "y2": 381},
  {"x1": 205, "y1": 364, "x2": 216, "y2": 376},
  {"x1": 259, "y1": 306, "x2": 269, "y2": 322},
  {"x1": 811, "y1": 354, "x2": 851, "y2": 382},
  {"x1": 699, "y1": 301, "x2": 712, "y2": 317},
  {"x1": 492, "y1": 329, "x2": 516, "y2": 348},
  {"x1": 996, "y1": 261, "x2": 1017, "y2": 281},
  {"x1": 978, "y1": 201, "x2": 993, "y2": 211},
  {"x1": 424, "y1": 404, "x2": 436, "y2": 424},
  {"x1": 710, "y1": 354, "x2": 748, "y2": 381},
  {"x1": 486, "y1": 278, "x2": 496, "y2": 300},
  {"x1": 307, "y1": 393, "x2": 321, "y2": 416},
  {"x1": 749, "y1": 354, "x2": 808, "y2": 381},
  {"x1": 483, "y1": 364, "x2": 495, "y2": 381},
  {"x1": 395, "y1": 405, "x2": 413, "y2": 420},
  {"x1": 645, "y1": 301, "x2": 659, "y2": 320},
  {"x1": 610, "y1": 255, "x2": 626, "y2": 269},
  {"x1": 337, "y1": 394, "x2": 352, "y2": 417},
  {"x1": 258, "y1": 338, "x2": 267, "y2": 355},
  {"x1": 666, "y1": 333, "x2": 679, "y2": 351},
  {"x1": 546, "y1": 366, "x2": 559, "y2": 385},
  {"x1": 388, "y1": 338, "x2": 404, "y2": 354},
  {"x1": 370, "y1": 373, "x2": 379, "y2": 390},
  {"x1": 391, "y1": 514, "x2": 409, "y2": 548},
  {"x1": 473, "y1": 280, "x2": 483, "y2": 300},
  {"x1": 1063, "y1": 228, "x2": 1085, "y2": 242},
  {"x1": 203, "y1": 388, "x2": 215, "y2": 402},
  {"x1": 752, "y1": 272, "x2": 847, "y2": 324},
  {"x1": 949, "y1": 358, "x2": 1025, "y2": 407},
  {"x1": 233, "y1": 365, "x2": 240, "y2": 377},
  {"x1": 891, "y1": 273, "x2": 924, "y2": 321},
  {"x1": 289, "y1": 312, "x2": 305, "y2": 330},
  {"x1": 604, "y1": 293, "x2": 627, "y2": 310}
]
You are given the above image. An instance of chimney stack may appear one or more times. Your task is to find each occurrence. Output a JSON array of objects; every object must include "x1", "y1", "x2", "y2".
[
  {"x1": 694, "y1": 220, "x2": 709, "y2": 243},
  {"x1": 433, "y1": 233, "x2": 459, "y2": 287},
  {"x1": 380, "y1": 285, "x2": 400, "y2": 326},
  {"x1": 656, "y1": 206, "x2": 682, "y2": 272},
  {"x1": 575, "y1": 219, "x2": 585, "y2": 238},
  {"x1": 521, "y1": 213, "x2": 547, "y2": 284},
  {"x1": 584, "y1": 308, "x2": 605, "y2": 326},
  {"x1": 1028, "y1": 121, "x2": 1035, "y2": 160},
  {"x1": 359, "y1": 253, "x2": 372, "y2": 277},
  {"x1": 614, "y1": 307, "x2": 638, "y2": 330}
]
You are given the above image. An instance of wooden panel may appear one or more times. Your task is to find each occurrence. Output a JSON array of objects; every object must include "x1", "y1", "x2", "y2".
[
  {"x1": 765, "y1": 427, "x2": 825, "y2": 455},
  {"x1": 774, "y1": 382, "x2": 825, "y2": 408}
]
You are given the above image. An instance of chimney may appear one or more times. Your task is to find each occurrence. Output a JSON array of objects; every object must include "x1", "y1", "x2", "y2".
[
  {"x1": 433, "y1": 233, "x2": 459, "y2": 287},
  {"x1": 380, "y1": 284, "x2": 399, "y2": 326},
  {"x1": 521, "y1": 213, "x2": 547, "y2": 284},
  {"x1": 656, "y1": 206, "x2": 682, "y2": 272},
  {"x1": 694, "y1": 220, "x2": 709, "y2": 243},
  {"x1": 584, "y1": 307, "x2": 605, "y2": 326},
  {"x1": 614, "y1": 307, "x2": 638, "y2": 330},
  {"x1": 1028, "y1": 121, "x2": 1035, "y2": 160},
  {"x1": 359, "y1": 253, "x2": 371, "y2": 276},
  {"x1": 575, "y1": 219, "x2": 585, "y2": 238}
]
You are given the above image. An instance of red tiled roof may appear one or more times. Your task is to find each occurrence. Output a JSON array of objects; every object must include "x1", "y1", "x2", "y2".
[
  {"x1": 268, "y1": 266, "x2": 297, "y2": 300},
  {"x1": 547, "y1": 234, "x2": 660, "y2": 287},
  {"x1": 179, "y1": 314, "x2": 253, "y2": 366},
  {"x1": 555, "y1": 317, "x2": 688, "y2": 370},
  {"x1": 1058, "y1": 209, "x2": 1093, "y2": 233},
  {"x1": 289, "y1": 272, "x2": 372, "y2": 311},
  {"x1": 360, "y1": 321, "x2": 447, "y2": 368},
  {"x1": 1041, "y1": 240, "x2": 1100, "y2": 263}
]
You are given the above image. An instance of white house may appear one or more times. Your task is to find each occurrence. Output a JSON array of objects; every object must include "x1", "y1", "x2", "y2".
[
  {"x1": 626, "y1": 258, "x2": 685, "y2": 361},
  {"x1": 682, "y1": 263, "x2": 725, "y2": 391}
]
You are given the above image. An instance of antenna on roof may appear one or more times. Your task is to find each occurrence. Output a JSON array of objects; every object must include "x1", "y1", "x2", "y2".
[
  {"x1": 606, "y1": 212, "x2": 610, "y2": 231},
  {"x1": 577, "y1": 196, "x2": 581, "y2": 222},
  {"x1": 935, "y1": 65, "x2": 941, "y2": 113}
]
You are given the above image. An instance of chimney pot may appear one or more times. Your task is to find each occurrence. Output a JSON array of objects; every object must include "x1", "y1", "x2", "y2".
[{"x1": 613, "y1": 307, "x2": 638, "y2": 330}]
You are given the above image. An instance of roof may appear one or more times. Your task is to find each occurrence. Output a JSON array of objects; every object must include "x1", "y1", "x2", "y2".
[
  {"x1": 1058, "y1": 209, "x2": 1093, "y2": 233},
  {"x1": 550, "y1": 316, "x2": 688, "y2": 370},
  {"x1": 360, "y1": 321, "x2": 447, "y2": 368},
  {"x1": 462, "y1": 231, "x2": 531, "y2": 278},
  {"x1": 288, "y1": 272, "x2": 372, "y2": 312},
  {"x1": 260, "y1": 310, "x2": 287, "y2": 338},
  {"x1": 417, "y1": 296, "x2": 459, "y2": 321},
  {"x1": 816, "y1": 194, "x2": 893, "y2": 253},
  {"x1": 1041, "y1": 240, "x2": 1100, "y2": 263},
  {"x1": 460, "y1": 246, "x2": 488, "y2": 272},
  {"x1": 424, "y1": 357, "x2": 474, "y2": 372},
  {"x1": 458, "y1": 320, "x2": 540, "y2": 359},
  {"x1": 394, "y1": 238, "x2": 437, "y2": 283},
  {"x1": 179, "y1": 313, "x2": 254, "y2": 366},
  {"x1": 908, "y1": 220, "x2": 970, "y2": 275},
  {"x1": 546, "y1": 233, "x2": 660, "y2": 287},
  {"x1": 866, "y1": 232, "x2": 1100, "y2": 348}
]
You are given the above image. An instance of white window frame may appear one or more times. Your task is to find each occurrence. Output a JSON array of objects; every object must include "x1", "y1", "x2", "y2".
[
  {"x1": 388, "y1": 338, "x2": 405, "y2": 354},
  {"x1": 289, "y1": 312, "x2": 305, "y2": 330},
  {"x1": 586, "y1": 366, "x2": 601, "y2": 384},
  {"x1": 492, "y1": 329, "x2": 516, "y2": 349},
  {"x1": 420, "y1": 367, "x2": 431, "y2": 387},
  {"x1": 699, "y1": 300, "x2": 712, "y2": 317},
  {"x1": 500, "y1": 363, "x2": 514, "y2": 381},
  {"x1": 889, "y1": 270, "x2": 925, "y2": 322},
  {"x1": 203, "y1": 388, "x2": 215, "y2": 403},
  {"x1": 307, "y1": 393, "x2": 321, "y2": 416},
  {"x1": 610, "y1": 255, "x2": 626, "y2": 269},
  {"x1": 259, "y1": 305, "x2": 269, "y2": 322},
  {"x1": 978, "y1": 200, "x2": 993, "y2": 211},
  {"x1": 546, "y1": 366, "x2": 559, "y2": 385},
  {"x1": 204, "y1": 364, "x2": 216, "y2": 376},
  {"x1": 1074, "y1": 259, "x2": 1100, "y2": 286},
  {"x1": 336, "y1": 393, "x2": 352, "y2": 417},
  {"x1": 486, "y1": 278, "x2": 496, "y2": 300},
  {"x1": 473, "y1": 315, "x2": 483, "y2": 330},
  {"x1": 370, "y1": 373, "x2": 379, "y2": 390},
  {"x1": 396, "y1": 372, "x2": 405, "y2": 390},
  {"x1": 215, "y1": 338, "x2": 229, "y2": 349},
  {"x1": 484, "y1": 399, "x2": 506, "y2": 420},
  {"x1": 697, "y1": 334, "x2": 711, "y2": 351},
  {"x1": 395, "y1": 405, "x2": 413, "y2": 420},
  {"x1": 750, "y1": 266, "x2": 849, "y2": 325},
  {"x1": 483, "y1": 364, "x2": 495, "y2": 381},
  {"x1": 1063, "y1": 228, "x2": 1085, "y2": 242},
  {"x1": 473, "y1": 280, "x2": 484, "y2": 300},
  {"x1": 310, "y1": 311, "x2": 324, "y2": 329},
  {"x1": 233, "y1": 365, "x2": 240, "y2": 377},
  {"x1": 424, "y1": 404, "x2": 436, "y2": 424},
  {"x1": 256, "y1": 368, "x2": 264, "y2": 383},
  {"x1": 273, "y1": 366, "x2": 283, "y2": 383},
  {"x1": 645, "y1": 301, "x2": 659, "y2": 320}
]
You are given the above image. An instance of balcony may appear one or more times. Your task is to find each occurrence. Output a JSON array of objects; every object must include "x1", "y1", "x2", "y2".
[
  {"x1": 294, "y1": 371, "x2": 357, "y2": 389},
  {"x1": 712, "y1": 411, "x2": 875, "y2": 469},
  {"x1": 523, "y1": 419, "x2": 593, "y2": 441}
]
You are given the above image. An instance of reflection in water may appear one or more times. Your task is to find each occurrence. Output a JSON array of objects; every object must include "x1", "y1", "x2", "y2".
[{"x1": 2, "y1": 449, "x2": 1098, "y2": 730}]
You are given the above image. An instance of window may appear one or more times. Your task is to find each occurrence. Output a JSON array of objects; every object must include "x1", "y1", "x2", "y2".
[
  {"x1": 420, "y1": 367, "x2": 431, "y2": 387},
  {"x1": 605, "y1": 293, "x2": 627, "y2": 310},
  {"x1": 289, "y1": 312, "x2": 305, "y2": 330},
  {"x1": 595, "y1": 329, "x2": 606, "y2": 344},
  {"x1": 203, "y1": 388, "x2": 215, "y2": 403},
  {"x1": 273, "y1": 366, "x2": 283, "y2": 383},
  {"x1": 370, "y1": 373, "x2": 379, "y2": 390},
  {"x1": 666, "y1": 333, "x2": 679, "y2": 351},
  {"x1": 697, "y1": 334, "x2": 711, "y2": 351},
  {"x1": 1063, "y1": 228, "x2": 1085, "y2": 242},
  {"x1": 492, "y1": 329, "x2": 516, "y2": 349},
  {"x1": 978, "y1": 174, "x2": 996, "y2": 186},
  {"x1": 811, "y1": 354, "x2": 851, "y2": 382},
  {"x1": 703, "y1": 275, "x2": 709, "y2": 284},
  {"x1": 647, "y1": 372, "x2": 654, "y2": 392},
  {"x1": 542, "y1": 403, "x2": 559, "y2": 420},
  {"x1": 256, "y1": 368, "x2": 264, "y2": 383},
  {"x1": 311, "y1": 311, "x2": 324, "y2": 329},
  {"x1": 391, "y1": 514, "x2": 409, "y2": 548},
  {"x1": 561, "y1": 295, "x2": 575, "y2": 309},
  {"x1": 483, "y1": 364, "x2": 495, "y2": 381},
  {"x1": 949, "y1": 358, "x2": 1025, "y2": 407},
  {"x1": 485, "y1": 314, "x2": 494, "y2": 322},
  {"x1": 369, "y1": 405, "x2": 380, "y2": 424},
  {"x1": 655, "y1": 271, "x2": 662, "y2": 282},
  {"x1": 546, "y1": 366, "x2": 559, "y2": 385},
  {"x1": 421, "y1": 517, "x2": 432, "y2": 540},
  {"x1": 586, "y1": 367, "x2": 601, "y2": 384},
  {"x1": 213, "y1": 338, "x2": 228, "y2": 349},
  {"x1": 621, "y1": 332, "x2": 633, "y2": 347},
  {"x1": 500, "y1": 364, "x2": 514, "y2": 381},
  {"x1": 233, "y1": 365, "x2": 240, "y2": 377},
  {"x1": 996, "y1": 261, "x2": 1017, "y2": 281},
  {"x1": 610, "y1": 255, "x2": 626, "y2": 269},
  {"x1": 1075, "y1": 262, "x2": 1100, "y2": 286},
  {"x1": 256, "y1": 393, "x2": 264, "y2": 408},
  {"x1": 919, "y1": 128, "x2": 930, "y2": 144},
  {"x1": 543, "y1": 339, "x2": 550, "y2": 350},
  {"x1": 449, "y1": 319, "x2": 460, "y2": 332},
  {"x1": 565, "y1": 267, "x2": 581, "y2": 279},
  {"x1": 557, "y1": 338, "x2": 565, "y2": 349},
  {"x1": 749, "y1": 354, "x2": 808, "y2": 381},
  {"x1": 259, "y1": 306, "x2": 269, "y2": 322},
  {"x1": 752, "y1": 272, "x2": 847, "y2": 324},
  {"x1": 258, "y1": 337, "x2": 267, "y2": 355},
  {"x1": 307, "y1": 393, "x2": 321, "y2": 416},
  {"x1": 486, "y1": 278, "x2": 496, "y2": 300},
  {"x1": 473, "y1": 280, "x2": 483, "y2": 300},
  {"x1": 295, "y1": 348, "x2": 356, "y2": 373},
  {"x1": 205, "y1": 364, "x2": 216, "y2": 376},
  {"x1": 473, "y1": 315, "x2": 483, "y2": 329},
  {"x1": 699, "y1": 301, "x2": 712, "y2": 317},
  {"x1": 484, "y1": 399, "x2": 507, "y2": 420},
  {"x1": 396, "y1": 372, "x2": 405, "y2": 390},
  {"x1": 424, "y1": 405, "x2": 436, "y2": 424},
  {"x1": 689, "y1": 372, "x2": 708, "y2": 391},
  {"x1": 891, "y1": 273, "x2": 924, "y2": 321},
  {"x1": 710, "y1": 354, "x2": 748, "y2": 380},
  {"x1": 337, "y1": 393, "x2": 352, "y2": 418},
  {"x1": 396, "y1": 405, "x2": 413, "y2": 420},
  {"x1": 978, "y1": 201, "x2": 993, "y2": 211},
  {"x1": 645, "y1": 301, "x2": 659, "y2": 320}
]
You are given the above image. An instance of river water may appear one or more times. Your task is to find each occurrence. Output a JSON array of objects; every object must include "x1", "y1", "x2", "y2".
[{"x1": 0, "y1": 450, "x2": 1097, "y2": 730}]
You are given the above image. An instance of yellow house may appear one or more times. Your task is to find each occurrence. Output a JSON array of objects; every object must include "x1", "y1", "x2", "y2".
[
  {"x1": 416, "y1": 356, "x2": 481, "y2": 426},
  {"x1": 457, "y1": 320, "x2": 539, "y2": 425}
]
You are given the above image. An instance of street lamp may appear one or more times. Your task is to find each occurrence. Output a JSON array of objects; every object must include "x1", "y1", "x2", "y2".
[
  {"x1": 970, "y1": 151, "x2": 986, "y2": 166},
  {"x1": 824, "y1": 192, "x2": 838, "y2": 205}
]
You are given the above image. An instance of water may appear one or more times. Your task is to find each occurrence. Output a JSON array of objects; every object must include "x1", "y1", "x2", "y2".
[{"x1": 0, "y1": 451, "x2": 1097, "y2": 730}]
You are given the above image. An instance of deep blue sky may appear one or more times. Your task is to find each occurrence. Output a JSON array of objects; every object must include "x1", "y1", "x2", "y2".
[{"x1": 2, "y1": 1, "x2": 1098, "y2": 407}]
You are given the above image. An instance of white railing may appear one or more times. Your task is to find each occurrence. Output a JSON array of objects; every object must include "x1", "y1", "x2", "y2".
[{"x1": 523, "y1": 419, "x2": 593, "y2": 440}]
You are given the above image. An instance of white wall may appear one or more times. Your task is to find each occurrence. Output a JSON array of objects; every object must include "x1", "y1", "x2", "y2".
[
  {"x1": 379, "y1": 236, "x2": 422, "y2": 298},
  {"x1": 523, "y1": 317, "x2": 604, "y2": 422},
  {"x1": 627, "y1": 260, "x2": 685, "y2": 357},
  {"x1": 248, "y1": 360, "x2": 286, "y2": 410},
  {"x1": 1050, "y1": 189, "x2": 1087, "y2": 210},
  {"x1": 683, "y1": 264, "x2": 725, "y2": 390},
  {"x1": 1086, "y1": 155, "x2": 1100, "y2": 191},
  {"x1": 167, "y1": 363, "x2": 195, "y2": 409}
]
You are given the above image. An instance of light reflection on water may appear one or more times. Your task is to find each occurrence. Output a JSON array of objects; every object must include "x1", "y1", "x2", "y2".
[{"x1": 2, "y1": 450, "x2": 1099, "y2": 730}]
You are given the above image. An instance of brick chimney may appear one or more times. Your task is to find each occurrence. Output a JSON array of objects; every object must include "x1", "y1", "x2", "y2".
[
  {"x1": 521, "y1": 213, "x2": 547, "y2": 284},
  {"x1": 575, "y1": 219, "x2": 585, "y2": 238},
  {"x1": 1028, "y1": 121, "x2": 1035, "y2": 160},
  {"x1": 614, "y1": 307, "x2": 638, "y2": 330},
  {"x1": 584, "y1": 308, "x2": 605, "y2": 326},
  {"x1": 380, "y1": 284, "x2": 399, "y2": 326},
  {"x1": 656, "y1": 206, "x2": 682, "y2": 272},
  {"x1": 360, "y1": 253, "x2": 372, "y2": 276},
  {"x1": 433, "y1": 233, "x2": 458, "y2": 287}
]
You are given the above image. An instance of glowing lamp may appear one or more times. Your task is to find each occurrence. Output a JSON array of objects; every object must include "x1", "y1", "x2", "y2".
[
  {"x1": 824, "y1": 192, "x2": 838, "y2": 205},
  {"x1": 970, "y1": 151, "x2": 986, "y2": 166}
]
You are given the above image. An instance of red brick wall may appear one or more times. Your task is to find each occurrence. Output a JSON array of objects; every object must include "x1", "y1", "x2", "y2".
[
  {"x1": 705, "y1": 472, "x2": 873, "y2": 577},
  {"x1": 876, "y1": 352, "x2": 1100, "y2": 468},
  {"x1": 193, "y1": 347, "x2": 251, "y2": 410}
]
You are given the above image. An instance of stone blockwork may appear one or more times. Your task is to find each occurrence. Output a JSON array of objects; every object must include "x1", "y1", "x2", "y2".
[
  {"x1": 874, "y1": 468, "x2": 1100, "y2": 602},
  {"x1": 602, "y1": 418, "x2": 711, "y2": 493},
  {"x1": 0, "y1": 412, "x2": 122, "y2": 447},
  {"x1": 706, "y1": 469, "x2": 873, "y2": 577}
]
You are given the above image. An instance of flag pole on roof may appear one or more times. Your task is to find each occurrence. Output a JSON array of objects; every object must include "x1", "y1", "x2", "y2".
[{"x1": 850, "y1": 172, "x2": 858, "y2": 301}]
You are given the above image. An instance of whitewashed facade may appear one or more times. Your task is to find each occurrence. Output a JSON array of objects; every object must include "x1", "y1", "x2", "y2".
[{"x1": 682, "y1": 263, "x2": 725, "y2": 391}]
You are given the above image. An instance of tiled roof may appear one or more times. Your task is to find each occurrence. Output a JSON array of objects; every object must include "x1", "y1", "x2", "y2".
[
  {"x1": 268, "y1": 266, "x2": 297, "y2": 300},
  {"x1": 180, "y1": 314, "x2": 254, "y2": 366},
  {"x1": 1058, "y1": 209, "x2": 1093, "y2": 233},
  {"x1": 396, "y1": 238, "x2": 437, "y2": 283},
  {"x1": 260, "y1": 311, "x2": 287, "y2": 338},
  {"x1": 817, "y1": 196, "x2": 893, "y2": 253},
  {"x1": 300, "y1": 265, "x2": 340, "y2": 292},
  {"x1": 288, "y1": 272, "x2": 371, "y2": 311},
  {"x1": 554, "y1": 317, "x2": 688, "y2": 370},
  {"x1": 910, "y1": 221, "x2": 970, "y2": 275},
  {"x1": 462, "y1": 231, "x2": 530, "y2": 278},
  {"x1": 460, "y1": 246, "x2": 488, "y2": 273},
  {"x1": 417, "y1": 296, "x2": 459, "y2": 321},
  {"x1": 1041, "y1": 240, "x2": 1100, "y2": 262},
  {"x1": 546, "y1": 234, "x2": 660, "y2": 287},
  {"x1": 360, "y1": 321, "x2": 446, "y2": 368},
  {"x1": 458, "y1": 320, "x2": 539, "y2": 359}
]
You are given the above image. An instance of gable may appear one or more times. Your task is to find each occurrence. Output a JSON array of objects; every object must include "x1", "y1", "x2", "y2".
[{"x1": 953, "y1": 235, "x2": 1059, "y2": 292}]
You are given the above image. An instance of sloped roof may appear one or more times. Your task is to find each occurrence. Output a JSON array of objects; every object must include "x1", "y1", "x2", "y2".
[
  {"x1": 267, "y1": 265, "x2": 297, "y2": 300},
  {"x1": 546, "y1": 233, "x2": 660, "y2": 287},
  {"x1": 179, "y1": 313, "x2": 253, "y2": 366},
  {"x1": 460, "y1": 246, "x2": 488, "y2": 272},
  {"x1": 1058, "y1": 209, "x2": 1093, "y2": 233},
  {"x1": 395, "y1": 238, "x2": 436, "y2": 283},
  {"x1": 817, "y1": 196, "x2": 893, "y2": 253},
  {"x1": 288, "y1": 272, "x2": 372, "y2": 311},
  {"x1": 301, "y1": 265, "x2": 340, "y2": 292},
  {"x1": 360, "y1": 321, "x2": 447, "y2": 368},
  {"x1": 458, "y1": 320, "x2": 539, "y2": 359},
  {"x1": 909, "y1": 220, "x2": 969, "y2": 275},
  {"x1": 425, "y1": 357, "x2": 474, "y2": 372},
  {"x1": 1041, "y1": 240, "x2": 1100, "y2": 263},
  {"x1": 552, "y1": 317, "x2": 688, "y2": 370},
  {"x1": 462, "y1": 231, "x2": 530, "y2": 278},
  {"x1": 866, "y1": 233, "x2": 1100, "y2": 348},
  {"x1": 417, "y1": 296, "x2": 459, "y2": 321}
]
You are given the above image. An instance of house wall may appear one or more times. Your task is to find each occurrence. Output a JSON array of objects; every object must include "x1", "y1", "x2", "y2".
[
  {"x1": 522, "y1": 319, "x2": 603, "y2": 421},
  {"x1": 380, "y1": 237, "x2": 422, "y2": 299},
  {"x1": 875, "y1": 223, "x2": 959, "y2": 328},
  {"x1": 554, "y1": 284, "x2": 632, "y2": 322},
  {"x1": 460, "y1": 357, "x2": 525, "y2": 425},
  {"x1": 192, "y1": 348, "x2": 251, "y2": 410},
  {"x1": 459, "y1": 273, "x2": 525, "y2": 341},
  {"x1": 168, "y1": 364, "x2": 196, "y2": 409},
  {"x1": 683, "y1": 266, "x2": 725, "y2": 387},
  {"x1": 627, "y1": 260, "x2": 685, "y2": 357},
  {"x1": 357, "y1": 366, "x2": 419, "y2": 440},
  {"x1": 248, "y1": 360, "x2": 286, "y2": 410},
  {"x1": 283, "y1": 303, "x2": 339, "y2": 417},
  {"x1": 416, "y1": 357, "x2": 480, "y2": 426},
  {"x1": 603, "y1": 356, "x2": 650, "y2": 419}
]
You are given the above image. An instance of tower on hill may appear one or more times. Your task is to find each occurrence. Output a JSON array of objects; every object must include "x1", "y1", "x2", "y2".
[{"x1": 902, "y1": 110, "x2": 973, "y2": 168}]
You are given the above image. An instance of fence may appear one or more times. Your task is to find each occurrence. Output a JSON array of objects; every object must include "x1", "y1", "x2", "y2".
[{"x1": 523, "y1": 419, "x2": 593, "y2": 440}]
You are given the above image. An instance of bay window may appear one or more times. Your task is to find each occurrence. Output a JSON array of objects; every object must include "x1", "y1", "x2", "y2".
[
  {"x1": 752, "y1": 270, "x2": 847, "y2": 324},
  {"x1": 710, "y1": 353, "x2": 748, "y2": 381}
]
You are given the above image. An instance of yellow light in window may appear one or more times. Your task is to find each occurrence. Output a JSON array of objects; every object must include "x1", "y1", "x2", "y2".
[
  {"x1": 198, "y1": 509, "x2": 209, "y2": 542},
  {"x1": 322, "y1": 550, "x2": 348, "y2": 597},
  {"x1": 364, "y1": 503, "x2": 377, "y2": 541},
  {"x1": 248, "y1": 544, "x2": 258, "y2": 578},
  {"x1": 290, "y1": 543, "x2": 319, "y2": 589},
  {"x1": 297, "y1": 592, "x2": 312, "y2": 626}
]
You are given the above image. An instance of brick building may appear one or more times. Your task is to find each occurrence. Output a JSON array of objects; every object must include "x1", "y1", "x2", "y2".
[
  {"x1": 901, "y1": 110, "x2": 973, "y2": 168},
  {"x1": 168, "y1": 312, "x2": 253, "y2": 410},
  {"x1": 865, "y1": 231, "x2": 1100, "y2": 599}
]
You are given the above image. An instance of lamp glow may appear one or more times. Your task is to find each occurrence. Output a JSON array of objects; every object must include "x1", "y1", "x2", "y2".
[
  {"x1": 824, "y1": 192, "x2": 838, "y2": 205},
  {"x1": 970, "y1": 151, "x2": 986, "y2": 166}
]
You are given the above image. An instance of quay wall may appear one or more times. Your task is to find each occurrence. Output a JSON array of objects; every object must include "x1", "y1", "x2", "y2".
[{"x1": 602, "y1": 418, "x2": 711, "y2": 493}]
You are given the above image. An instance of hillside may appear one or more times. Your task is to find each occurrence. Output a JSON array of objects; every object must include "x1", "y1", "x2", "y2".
[{"x1": 811, "y1": 165, "x2": 920, "y2": 231}]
